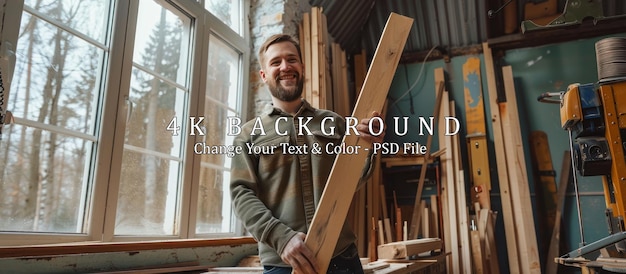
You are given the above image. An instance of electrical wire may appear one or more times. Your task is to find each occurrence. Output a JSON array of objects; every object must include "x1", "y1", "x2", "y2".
[{"x1": 389, "y1": 45, "x2": 439, "y2": 110}]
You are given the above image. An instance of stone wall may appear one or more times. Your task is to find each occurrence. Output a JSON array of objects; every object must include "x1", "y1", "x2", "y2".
[{"x1": 248, "y1": 0, "x2": 310, "y2": 118}]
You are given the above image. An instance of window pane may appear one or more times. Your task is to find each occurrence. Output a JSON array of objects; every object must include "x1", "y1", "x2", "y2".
[
  {"x1": 0, "y1": 124, "x2": 93, "y2": 233},
  {"x1": 207, "y1": 34, "x2": 240, "y2": 110},
  {"x1": 0, "y1": 1, "x2": 110, "y2": 234},
  {"x1": 126, "y1": 68, "x2": 185, "y2": 156},
  {"x1": 205, "y1": 0, "x2": 241, "y2": 35},
  {"x1": 116, "y1": 151, "x2": 181, "y2": 235},
  {"x1": 133, "y1": 0, "x2": 191, "y2": 86},
  {"x1": 115, "y1": 0, "x2": 192, "y2": 236},
  {"x1": 195, "y1": 34, "x2": 241, "y2": 234},
  {"x1": 24, "y1": 0, "x2": 111, "y2": 44},
  {"x1": 10, "y1": 13, "x2": 105, "y2": 135},
  {"x1": 196, "y1": 168, "x2": 233, "y2": 234}
]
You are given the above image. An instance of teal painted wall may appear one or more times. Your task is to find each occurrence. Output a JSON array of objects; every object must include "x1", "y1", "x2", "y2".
[{"x1": 386, "y1": 33, "x2": 626, "y2": 272}]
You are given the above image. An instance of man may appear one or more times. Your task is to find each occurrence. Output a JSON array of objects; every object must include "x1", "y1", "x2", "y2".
[{"x1": 230, "y1": 34, "x2": 383, "y2": 274}]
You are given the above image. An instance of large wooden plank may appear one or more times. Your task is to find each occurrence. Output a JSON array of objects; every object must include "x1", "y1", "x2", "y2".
[
  {"x1": 501, "y1": 65, "x2": 541, "y2": 273},
  {"x1": 304, "y1": 13, "x2": 413, "y2": 271},
  {"x1": 482, "y1": 43, "x2": 520, "y2": 273}
]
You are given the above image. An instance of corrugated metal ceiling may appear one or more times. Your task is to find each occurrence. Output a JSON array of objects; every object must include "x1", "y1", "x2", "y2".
[
  {"x1": 310, "y1": 0, "x2": 488, "y2": 56},
  {"x1": 311, "y1": 0, "x2": 626, "y2": 59}
]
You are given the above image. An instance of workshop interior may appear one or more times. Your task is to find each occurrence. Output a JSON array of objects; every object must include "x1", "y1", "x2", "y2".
[{"x1": 1, "y1": 0, "x2": 626, "y2": 273}]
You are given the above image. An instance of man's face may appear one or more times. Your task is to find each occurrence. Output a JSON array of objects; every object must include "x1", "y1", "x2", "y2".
[{"x1": 259, "y1": 41, "x2": 304, "y2": 102}]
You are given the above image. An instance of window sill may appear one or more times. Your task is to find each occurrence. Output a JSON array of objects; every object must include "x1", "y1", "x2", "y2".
[{"x1": 0, "y1": 236, "x2": 257, "y2": 258}]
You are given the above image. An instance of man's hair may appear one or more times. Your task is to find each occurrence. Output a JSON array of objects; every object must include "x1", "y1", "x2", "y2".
[{"x1": 258, "y1": 34, "x2": 302, "y2": 68}]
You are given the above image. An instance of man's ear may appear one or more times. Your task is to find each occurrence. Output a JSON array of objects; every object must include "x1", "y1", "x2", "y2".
[{"x1": 259, "y1": 69, "x2": 267, "y2": 83}]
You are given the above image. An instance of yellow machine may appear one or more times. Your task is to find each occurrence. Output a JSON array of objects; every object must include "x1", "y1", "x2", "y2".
[{"x1": 553, "y1": 37, "x2": 626, "y2": 268}]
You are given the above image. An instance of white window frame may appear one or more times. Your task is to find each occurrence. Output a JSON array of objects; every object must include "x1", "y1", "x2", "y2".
[{"x1": 0, "y1": 0, "x2": 250, "y2": 246}]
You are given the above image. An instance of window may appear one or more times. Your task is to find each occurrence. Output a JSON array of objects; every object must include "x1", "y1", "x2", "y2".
[{"x1": 0, "y1": 0, "x2": 249, "y2": 245}]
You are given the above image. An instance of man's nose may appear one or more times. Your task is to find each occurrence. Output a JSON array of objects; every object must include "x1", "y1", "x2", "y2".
[{"x1": 279, "y1": 60, "x2": 290, "y2": 71}]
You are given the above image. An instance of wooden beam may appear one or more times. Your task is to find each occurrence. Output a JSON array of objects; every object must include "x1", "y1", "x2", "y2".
[
  {"x1": 482, "y1": 43, "x2": 520, "y2": 273},
  {"x1": 303, "y1": 13, "x2": 413, "y2": 271},
  {"x1": 377, "y1": 238, "x2": 442, "y2": 260}
]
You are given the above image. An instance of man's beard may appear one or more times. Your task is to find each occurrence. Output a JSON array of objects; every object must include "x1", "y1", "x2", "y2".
[{"x1": 268, "y1": 75, "x2": 304, "y2": 102}]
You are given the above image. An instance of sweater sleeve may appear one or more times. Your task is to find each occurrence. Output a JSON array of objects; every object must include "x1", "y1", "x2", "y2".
[{"x1": 229, "y1": 134, "x2": 298, "y2": 256}]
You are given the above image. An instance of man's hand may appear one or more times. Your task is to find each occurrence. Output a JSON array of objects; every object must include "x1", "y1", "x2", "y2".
[
  {"x1": 281, "y1": 232, "x2": 320, "y2": 274},
  {"x1": 357, "y1": 111, "x2": 385, "y2": 144}
]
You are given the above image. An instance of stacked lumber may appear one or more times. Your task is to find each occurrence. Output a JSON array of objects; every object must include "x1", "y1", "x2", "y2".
[
  {"x1": 298, "y1": 7, "x2": 351, "y2": 115},
  {"x1": 483, "y1": 43, "x2": 541, "y2": 273}
]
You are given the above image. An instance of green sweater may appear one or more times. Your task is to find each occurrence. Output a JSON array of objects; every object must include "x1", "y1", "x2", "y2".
[{"x1": 230, "y1": 100, "x2": 371, "y2": 266}]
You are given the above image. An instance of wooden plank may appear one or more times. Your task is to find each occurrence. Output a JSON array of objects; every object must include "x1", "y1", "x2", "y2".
[
  {"x1": 463, "y1": 57, "x2": 492, "y2": 210},
  {"x1": 546, "y1": 151, "x2": 571, "y2": 274},
  {"x1": 377, "y1": 238, "x2": 442, "y2": 259},
  {"x1": 470, "y1": 229, "x2": 485, "y2": 274},
  {"x1": 421, "y1": 203, "x2": 429, "y2": 238},
  {"x1": 320, "y1": 9, "x2": 330, "y2": 109},
  {"x1": 393, "y1": 191, "x2": 402, "y2": 242},
  {"x1": 304, "y1": 13, "x2": 413, "y2": 271},
  {"x1": 482, "y1": 42, "x2": 520, "y2": 273},
  {"x1": 485, "y1": 211, "x2": 501, "y2": 274},
  {"x1": 451, "y1": 100, "x2": 472, "y2": 274},
  {"x1": 354, "y1": 49, "x2": 367, "y2": 98},
  {"x1": 529, "y1": 130, "x2": 558, "y2": 262},
  {"x1": 301, "y1": 12, "x2": 312, "y2": 105},
  {"x1": 379, "y1": 220, "x2": 386, "y2": 245},
  {"x1": 382, "y1": 183, "x2": 394, "y2": 244},
  {"x1": 310, "y1": 7, "x2": 321, "y2": 108},
  {"x1": 430, "y1": 195, "x2": 439, "y2": 238},
  {"x1": 501, "y1": 65, "x2": 541, "y2": 273},
  {"x1": 339, "y1": 49, "x2": 350, "y2": 115}
]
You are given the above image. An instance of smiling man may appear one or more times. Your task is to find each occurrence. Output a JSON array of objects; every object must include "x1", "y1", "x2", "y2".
[{"x1": 230, "y1": 34, "x2": 383, "y2": 274}]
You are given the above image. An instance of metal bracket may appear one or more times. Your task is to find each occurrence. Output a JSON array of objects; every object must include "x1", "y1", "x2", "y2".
[{"x1": 521, "y1": 0, "x2": 604, "y2": 33}]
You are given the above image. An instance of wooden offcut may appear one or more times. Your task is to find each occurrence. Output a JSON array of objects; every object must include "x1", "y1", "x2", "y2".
[
  {"x1": 303, "y1": 13, "x2": 413, "y2": 271},
  {"x1": 377, "y1": 238, "x2": 442, "y2": 259}
]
